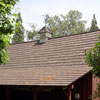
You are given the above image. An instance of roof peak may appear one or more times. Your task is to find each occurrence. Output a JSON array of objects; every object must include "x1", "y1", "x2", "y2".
[{"x1": 38, "y1": 26, "x2": 52, "y2": 34}]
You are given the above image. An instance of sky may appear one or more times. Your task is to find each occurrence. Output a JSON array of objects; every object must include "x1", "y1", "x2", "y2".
[{"x1": 16, "y1": 0, "x2": 100, "y2": 30}]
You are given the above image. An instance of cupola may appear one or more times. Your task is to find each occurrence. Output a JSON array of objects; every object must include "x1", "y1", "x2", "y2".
[{"x1": 38, "y1": 27, "x2": 52, "y2": 43}]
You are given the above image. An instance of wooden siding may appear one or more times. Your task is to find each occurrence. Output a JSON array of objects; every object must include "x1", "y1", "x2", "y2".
[{"x1": 72, "y1": 72, "x2": 92, "y2": 100}]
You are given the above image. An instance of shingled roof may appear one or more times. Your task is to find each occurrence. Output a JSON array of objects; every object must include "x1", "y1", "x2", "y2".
[{"x1": 0, "y1": 30, "x2": 100, "y2": 86}]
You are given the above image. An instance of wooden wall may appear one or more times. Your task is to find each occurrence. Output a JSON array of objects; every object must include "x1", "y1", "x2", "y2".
[{"x1": 71, "y1": 72, "x2": 92, "y2": 100}]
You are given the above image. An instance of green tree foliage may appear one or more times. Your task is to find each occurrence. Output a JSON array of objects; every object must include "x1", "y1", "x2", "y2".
[
  {"x1": 45, "y1": 10, "x2": 87, "y2": 37},
  {"x1": 0, "y1": 0, "x2": 18, "y2": 64},
  {"x1": 12, "y1": 12, "x2": 24, "y2": 43},
  {"x1": 85, "y1": 37, "x2": 100, "y2": 77},
  {"x1": 27, "y1": 10, "x2": 87, "y2": 40},
  {"x1": 92, "y1": 83, "x2": 100, "y2": 100},
  {"x1": 85, "y1": 36, "x2": 100, "y2": 99},
  {"x1": 26, "y1": 24, "x2": 38, "y2": 40},
  {"x1": 90, "y1": 14, "x2": 99, "y2": 31}
]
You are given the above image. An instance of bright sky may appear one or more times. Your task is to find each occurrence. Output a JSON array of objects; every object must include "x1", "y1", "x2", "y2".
[{"x1": 16, "y1": 0, "x2": 100, "y2": 30}]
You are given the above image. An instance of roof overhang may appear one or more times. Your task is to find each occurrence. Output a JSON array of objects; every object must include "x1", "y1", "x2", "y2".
[{"x1": 0, "y1": 66, "x2": 92, "y2": 86}]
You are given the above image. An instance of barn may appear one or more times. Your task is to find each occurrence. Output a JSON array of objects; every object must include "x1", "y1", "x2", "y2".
[{"x1": 0, "y1": 27, "x2": 100, "y2": 100}]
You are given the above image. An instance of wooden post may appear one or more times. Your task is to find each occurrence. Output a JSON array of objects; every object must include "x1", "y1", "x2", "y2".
[
  {"x1": 68, "y1": 85, "x2": 71, "y2": 100},
  {"x1": 92, "y1": 73, "x2": 95, "y2": 96},
  {"x1": 34, "y1": 91, "x2": 37, "y2": 100},
  {"x1": 33, "y1": 87, "x2": 40, "y2": 100}
]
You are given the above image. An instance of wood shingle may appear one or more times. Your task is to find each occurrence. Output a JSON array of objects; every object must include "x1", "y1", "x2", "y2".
[{"x1": 0, "y1": 30, "x2": 100, "y2": 86}]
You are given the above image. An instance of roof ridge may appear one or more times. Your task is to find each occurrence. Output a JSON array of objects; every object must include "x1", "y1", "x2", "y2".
[{"x1": 11, "y1": 29, "x2": 100, "y2": 45}]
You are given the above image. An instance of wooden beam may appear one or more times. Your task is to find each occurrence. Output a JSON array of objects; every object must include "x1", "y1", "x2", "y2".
[{"x1": 68, "y1": 85, "x2": 71, "y2": 100}]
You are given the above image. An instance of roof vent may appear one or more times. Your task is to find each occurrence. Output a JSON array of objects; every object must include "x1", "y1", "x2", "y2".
[{"x1": 38, "y1": 27, "x2": 52, "y2": 43}]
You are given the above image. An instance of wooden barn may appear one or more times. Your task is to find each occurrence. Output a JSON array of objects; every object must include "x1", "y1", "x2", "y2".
[{"x1": 0, "y1": 27, "x2": 100, "y2": 100}]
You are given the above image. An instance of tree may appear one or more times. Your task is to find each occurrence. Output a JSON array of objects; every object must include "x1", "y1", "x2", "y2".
[
  {"x1": 85, "y1": 36, "x2": 100, "y2": 99},
  {"x1": 44, "y1": 14, "x2": 65, "y2": 37},
  {"x1": 66, "y1": 10, "x2": 87, "y2": 34},
  {"x1": 0, "y1": 0, "x2": 19, "y2": 64},
  {"x1": 90, "y1": 14, "x2": 99, "y2": 31},
  {"x1": 44, "y1": 10, "x2": 87, "y2": 37},
  {"x1": 12, "y1": 12, "x2": 24, "y2": 43},
  {"x1": 26, "y1": 10, "x2": 87, "y2": 40},
  {"x1": 26, "y1": 24, "x2": 38, "y2": 40}
]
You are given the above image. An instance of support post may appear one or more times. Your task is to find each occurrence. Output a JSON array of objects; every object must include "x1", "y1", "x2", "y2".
[
  {"x1": 33, "y1": 87, "x2": 40, "y2": 100},
  {"x1": 68, "y1": 85, "x2": 71, "y2": 100},
  {"x1": 34, "y1": 91, "x2": 37, "y2": 100},
  {"x1": 92, "y1": 73, "x2": 95, "y2": 96}
]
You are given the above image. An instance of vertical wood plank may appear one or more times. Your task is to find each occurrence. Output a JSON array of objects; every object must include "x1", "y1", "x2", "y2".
[{"x1": 92, "y1": 73, "x2": 95, "y2": 96}]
